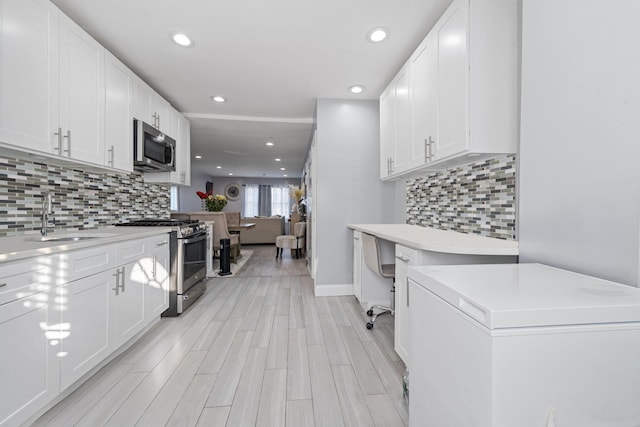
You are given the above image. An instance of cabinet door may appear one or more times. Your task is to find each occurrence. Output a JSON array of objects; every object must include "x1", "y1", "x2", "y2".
[
  {"x1": 113, "y1": 261, "x2": 147, "y2": 347},
  {"x1": 60, "y1": 270, "x2": 114, "y2": 390},
  {"x1": 180, "y1": 116, "x2": 191, "y2": 186},
  {"x1": 58, "y1": 12, "x2": 105, "y2": 165},
  {"x1": 0, "y1": 0, "x2": 59, "y2": 155},
  {"x1": 132, "y1": 76, "x2": 153, "y2": 123},
  {"x1": 147, "y1": 235, "x2": 170, "y2": 319},
  {"x1": 379, "y1": 86, "x2": 395, "y2": 179},
  {"x1": 410, "y1": 34, "x2": 437, "y2": 169},
  {"x1": 104, "y1": 50, "x2": 133, "y2": 172},
  {"x1": 434, "y1": 0, "x2": 469, "y2": 159},
  {"x1": 393, "y1": 66, "x2": 412, "y2": 174},
  {"x1": 353, "y1": 231, "x2": 363, "y2": 302},
  {"x1": 153, "y1": 94, "x2": 170, "y2": 133},
  {"x1": 0, "y1": 288, "x2": 60, "y2": 426},
  {"x1": 394, "y1": 245, "x2": 421, "y2": 366}
]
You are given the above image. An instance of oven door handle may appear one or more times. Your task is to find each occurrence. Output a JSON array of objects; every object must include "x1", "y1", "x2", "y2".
[{"x1": 181, "y1": 233, "x2": 207, "y2": 245}]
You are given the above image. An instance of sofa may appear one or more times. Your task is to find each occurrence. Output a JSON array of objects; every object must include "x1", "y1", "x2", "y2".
[{"x1": 240, "y1": 216, "x2": 285, "y2": 244}]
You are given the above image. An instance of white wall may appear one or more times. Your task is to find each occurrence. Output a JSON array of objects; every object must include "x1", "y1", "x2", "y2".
[
  {"x1": 177, "y1": 170, "x2": 214, "y2": 212},
  {"x1": 519, "y1": 0, "x2": 640, "y2": 285},
  {"x1": 314, "y1": 99, "x2": 397, "y2": 288}
]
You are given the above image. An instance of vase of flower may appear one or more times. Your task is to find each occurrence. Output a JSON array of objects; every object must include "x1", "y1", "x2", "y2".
[
  {"x1": 205, "y1": 194, "x2": 227, "y2": 212},
  {"x1": 197, "y1": 190, "x2": 227, "y2": 212}
]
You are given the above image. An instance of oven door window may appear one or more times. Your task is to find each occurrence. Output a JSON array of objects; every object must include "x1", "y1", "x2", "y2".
[{"x1": 182, "y1": 233, "x2": 206, "y2": 279}]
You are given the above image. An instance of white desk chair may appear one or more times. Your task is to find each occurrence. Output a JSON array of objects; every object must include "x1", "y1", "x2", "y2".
[{"x1": 362, "y1": 232, "x2": 395, "y2": 329}]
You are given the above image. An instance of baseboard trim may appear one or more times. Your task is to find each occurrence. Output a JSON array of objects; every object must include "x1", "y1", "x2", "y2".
[{"x1": 314, "y1": 283, "x2": 354, "y2": 297}]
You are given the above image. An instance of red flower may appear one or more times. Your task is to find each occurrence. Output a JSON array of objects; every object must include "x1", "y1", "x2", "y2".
[{"x1": 196, "y1": 191, "x2": 211, "y2": 200}]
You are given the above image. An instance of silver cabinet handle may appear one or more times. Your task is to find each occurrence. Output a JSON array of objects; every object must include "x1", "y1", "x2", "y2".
[
  {"x1": 428, "y1": 136, "x2": 435, "y2": 161},
  {"x1": 63, "y1": 130, "x2": 71, "y2": 156},
  {"x1": 389, "y1": 158, "x2": 394, "y2": 174},
  {"x1": 153, "y1": 256, "x2": 157, "y2": 280},
  {"x1": 0, "y1": 283, "x2": 6, "y2": 288},
  {"x1": 156, "y1": 241, "x2": 168, "y2": 247},
  {"x1": 424, "y1": 138, "x2": 429, "y2": 162},
  {"x1": 108, "y1": 145, "x2": 114, "y2": 166},
  {"x1": 119, "y1": 266, "x2": 126, "y2": 292},
  {"x1": 394, "y1": 255, "x2": 410, "y2": 263},
  {"x1": 112, "y1": 269, "x2": 120, "y2": 295},
  {"x1": 53, "y1": 127, "x2": 62, "y2": 153},
  {"x1": 407, "y1": 280, "x2": 410, "y2": 307}
]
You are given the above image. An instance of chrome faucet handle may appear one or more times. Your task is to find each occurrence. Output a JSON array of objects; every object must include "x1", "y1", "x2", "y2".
[{"x1": 41, "y1": 192, "x2": 54, "y2": 236}]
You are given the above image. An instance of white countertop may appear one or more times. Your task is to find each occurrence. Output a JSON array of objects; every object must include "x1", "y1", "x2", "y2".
[
  {"x1": 0, "y1": 226, "x2": 173, "y2": 264},
  {"x1": 347, "y1": 224, "x2": 518, "y2": 256}
]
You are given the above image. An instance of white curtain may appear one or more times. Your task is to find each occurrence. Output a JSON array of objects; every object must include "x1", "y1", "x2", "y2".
[
  {"x1": 244, "y1": 184, "x2": 258, "y2": 217},
  {"x1": 271, "y1": 186, "x2": 289, "y2": 217}
]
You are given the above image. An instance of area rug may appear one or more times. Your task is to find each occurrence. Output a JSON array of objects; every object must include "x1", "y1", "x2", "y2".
[{"x1": 207, "y1": 249, "x2": 253, "y2": 278}]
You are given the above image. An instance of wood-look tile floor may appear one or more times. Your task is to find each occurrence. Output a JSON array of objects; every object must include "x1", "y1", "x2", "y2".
[{"x1": 34, "y1": 245, "x2": 408, "y2": 427}]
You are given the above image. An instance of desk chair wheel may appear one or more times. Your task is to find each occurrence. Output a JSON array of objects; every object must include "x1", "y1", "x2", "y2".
[
  {"x1": 366, "y1": 322, "x2": 374, "y2": 330},
  {"x1": 366, "y1": 309, "x2": 374, "y2": 317}
]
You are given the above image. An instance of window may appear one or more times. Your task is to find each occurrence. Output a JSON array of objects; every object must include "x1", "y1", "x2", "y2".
[
  {"x1": 244, "y1": 184, "x2": 258, "y2": 217},
  {"x1": 243, "y1": 184, "x2": 291, "y2": 217},
  {"x1": 271, "y1": 186, "x2": 290, "y2": 217},
  {"x1": 170, "y1": 186, "x2": 179, "y2": 211}
]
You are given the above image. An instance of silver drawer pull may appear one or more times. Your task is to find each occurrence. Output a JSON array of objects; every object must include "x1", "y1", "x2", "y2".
[
  {"x1": 0, "y1": 283, "x2": 6, "y2": 288},
  {"x1": 394, "y1": 255, "x2": 410, "y2": 263},
  {"x1": 156, "y1": 241, "x2": 168, "y2": 247}
]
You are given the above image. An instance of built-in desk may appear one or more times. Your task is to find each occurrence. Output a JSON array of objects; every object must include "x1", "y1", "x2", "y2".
[{"x1": 347, "y1": 224, "x2": 519, "y2": 366}]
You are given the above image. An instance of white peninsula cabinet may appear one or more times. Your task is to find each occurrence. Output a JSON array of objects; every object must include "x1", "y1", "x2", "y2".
[
  {"x1": 380, "y1": 0, "x2": 519, "y2": 180},
  {"x1": 0, "y1": 233, "x2": 169, "y2": 426},
  {"x1": 348, "y1": 224, "x2": 519, "y2": 369}
]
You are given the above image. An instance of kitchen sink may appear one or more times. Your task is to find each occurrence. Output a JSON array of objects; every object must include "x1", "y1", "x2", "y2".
[{"x1": 29, "y1": 232, "x2": 118, "y2": 242}]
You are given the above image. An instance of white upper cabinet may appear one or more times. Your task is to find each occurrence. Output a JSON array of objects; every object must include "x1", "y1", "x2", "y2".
[
  {"x1": 379, "y1": 85, "x2": 395, "y2": 179},
  {"x1": 145, "y1": 113, "x2": 191, "y2": 185},
  {"x1": 380, "y1": 0, "x2": 518, "y2": 180},
  {"x1": 132, "y1": 76, "x2": 172, "y2": 135},
  {"x1": 58, "y1": 12, "x2": 105, "y2": 165},
  {"x1": 105, "y1": 51, "x2": 133, "y2": 172},
  {"x1": 0, "y1": 0, "x2": 59, "y2": 154}
]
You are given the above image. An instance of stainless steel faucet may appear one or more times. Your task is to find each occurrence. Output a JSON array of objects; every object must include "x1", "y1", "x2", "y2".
[{"x1": 41, "y1": 192, "x2": 54, "y2": 236}]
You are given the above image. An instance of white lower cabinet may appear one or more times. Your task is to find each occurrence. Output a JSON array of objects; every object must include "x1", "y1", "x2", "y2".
[
  {"x1": 60, "y1": 270, "x2": 114, "y2": 390},
  {"x1": 147, "y1": 234, "x2": 170, "y2": 319},
  {"x1": 112, "y1": 260, "x2": 147, "y2": 347},
  {"x1": 394, "y1": 245, "x2": 422, "y2": 365},
  {"x1": 0, "y1": 233, "x2": 170, "y2": 426},
  {"x1": 0, "y1": 288, "x2": 59, "y2": 427}
]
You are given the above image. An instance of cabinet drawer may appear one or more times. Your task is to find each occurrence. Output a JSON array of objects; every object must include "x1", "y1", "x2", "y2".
[
  {"x1": 116, "y1": 239, "x2": 147, "y2": 266},
  {"x1": 62, "y1": 245, "x2": 117, "y2": 283},
  {"x1": 395, "y1": 244, "x2": 420, "y2": 265},
  {"x1": 0, "y1": 255, "x2": 58, "y2": 306}
]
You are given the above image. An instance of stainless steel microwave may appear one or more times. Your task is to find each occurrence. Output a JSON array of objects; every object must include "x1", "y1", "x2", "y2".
[{"x1": 133, "y1": 119, "x2": 176, "y2": 172}]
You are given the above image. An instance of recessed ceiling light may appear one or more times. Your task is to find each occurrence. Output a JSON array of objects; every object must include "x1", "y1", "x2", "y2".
[
  {"x1": 280, "y1": 167, "x2": 286, "y2": 171},
  {"x1": 228, "y1": 172, "x2": 233, "y2": 176},
  {"x1": 211, "y1": 95, "x2": 226, "y2": 103},
  {"x1": 367, "y1": 27, "x2": 389, "y2": 43},
  {"x1": 266, "y1": 141, "x2": 274, "y2": 146},
  {"x1": 348, "y1": 85, "x2": 365, "y2": 94},
  {"x1": 275, "y1": 158, "x2": 281, "y2": 162},
  {"x1": 194, "y1": 155, "x2": 202, "y2": 159},
  {"x1": 283, "y1": 174, "x2": 288, "y2": 177},
  {"x1": 170, "y1": 32, "x2": 194, "y2": 47},
  {"x1": 216, "y1": 166, "x2": 222, "y2": 169}
]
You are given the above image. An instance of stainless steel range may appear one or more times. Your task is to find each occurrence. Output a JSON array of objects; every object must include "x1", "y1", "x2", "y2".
[{"x1": 116, "y1": 218, "x2": 207, "y2": 316}]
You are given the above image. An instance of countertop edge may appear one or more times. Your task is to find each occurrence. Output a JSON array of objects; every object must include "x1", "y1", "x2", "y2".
[
  {"x1": 347, "y1": 224, "x2": 519, "y2": 256},
  {"x1": 0, "y1": 227, "x2": 174, "y2": 264}
]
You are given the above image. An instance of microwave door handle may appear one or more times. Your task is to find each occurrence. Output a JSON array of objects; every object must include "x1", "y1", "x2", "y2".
[{"x1": 169, "y1": 142, "x2": 175, "y2": 167}]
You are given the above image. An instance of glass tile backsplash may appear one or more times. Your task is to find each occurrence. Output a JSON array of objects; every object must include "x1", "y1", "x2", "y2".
[
  {"x1": 0, "y1": 156, "x2": 170, "y2": 237},
  {"x1": 406, "y1": 154, "x2": 516, "y2": 240}
]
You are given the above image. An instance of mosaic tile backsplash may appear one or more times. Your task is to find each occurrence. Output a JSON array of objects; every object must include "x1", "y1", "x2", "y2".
[
  {"x1": 0, "y1": 156, "x2": 170, "y2": 237},
  {"x1": 406, "y1": 154, "x2": 516, "y2": 240}
]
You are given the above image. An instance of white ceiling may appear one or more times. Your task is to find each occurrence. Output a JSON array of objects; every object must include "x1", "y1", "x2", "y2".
[{"x1": 50, "y1": 0, "x2": 452, "y2": 178}]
